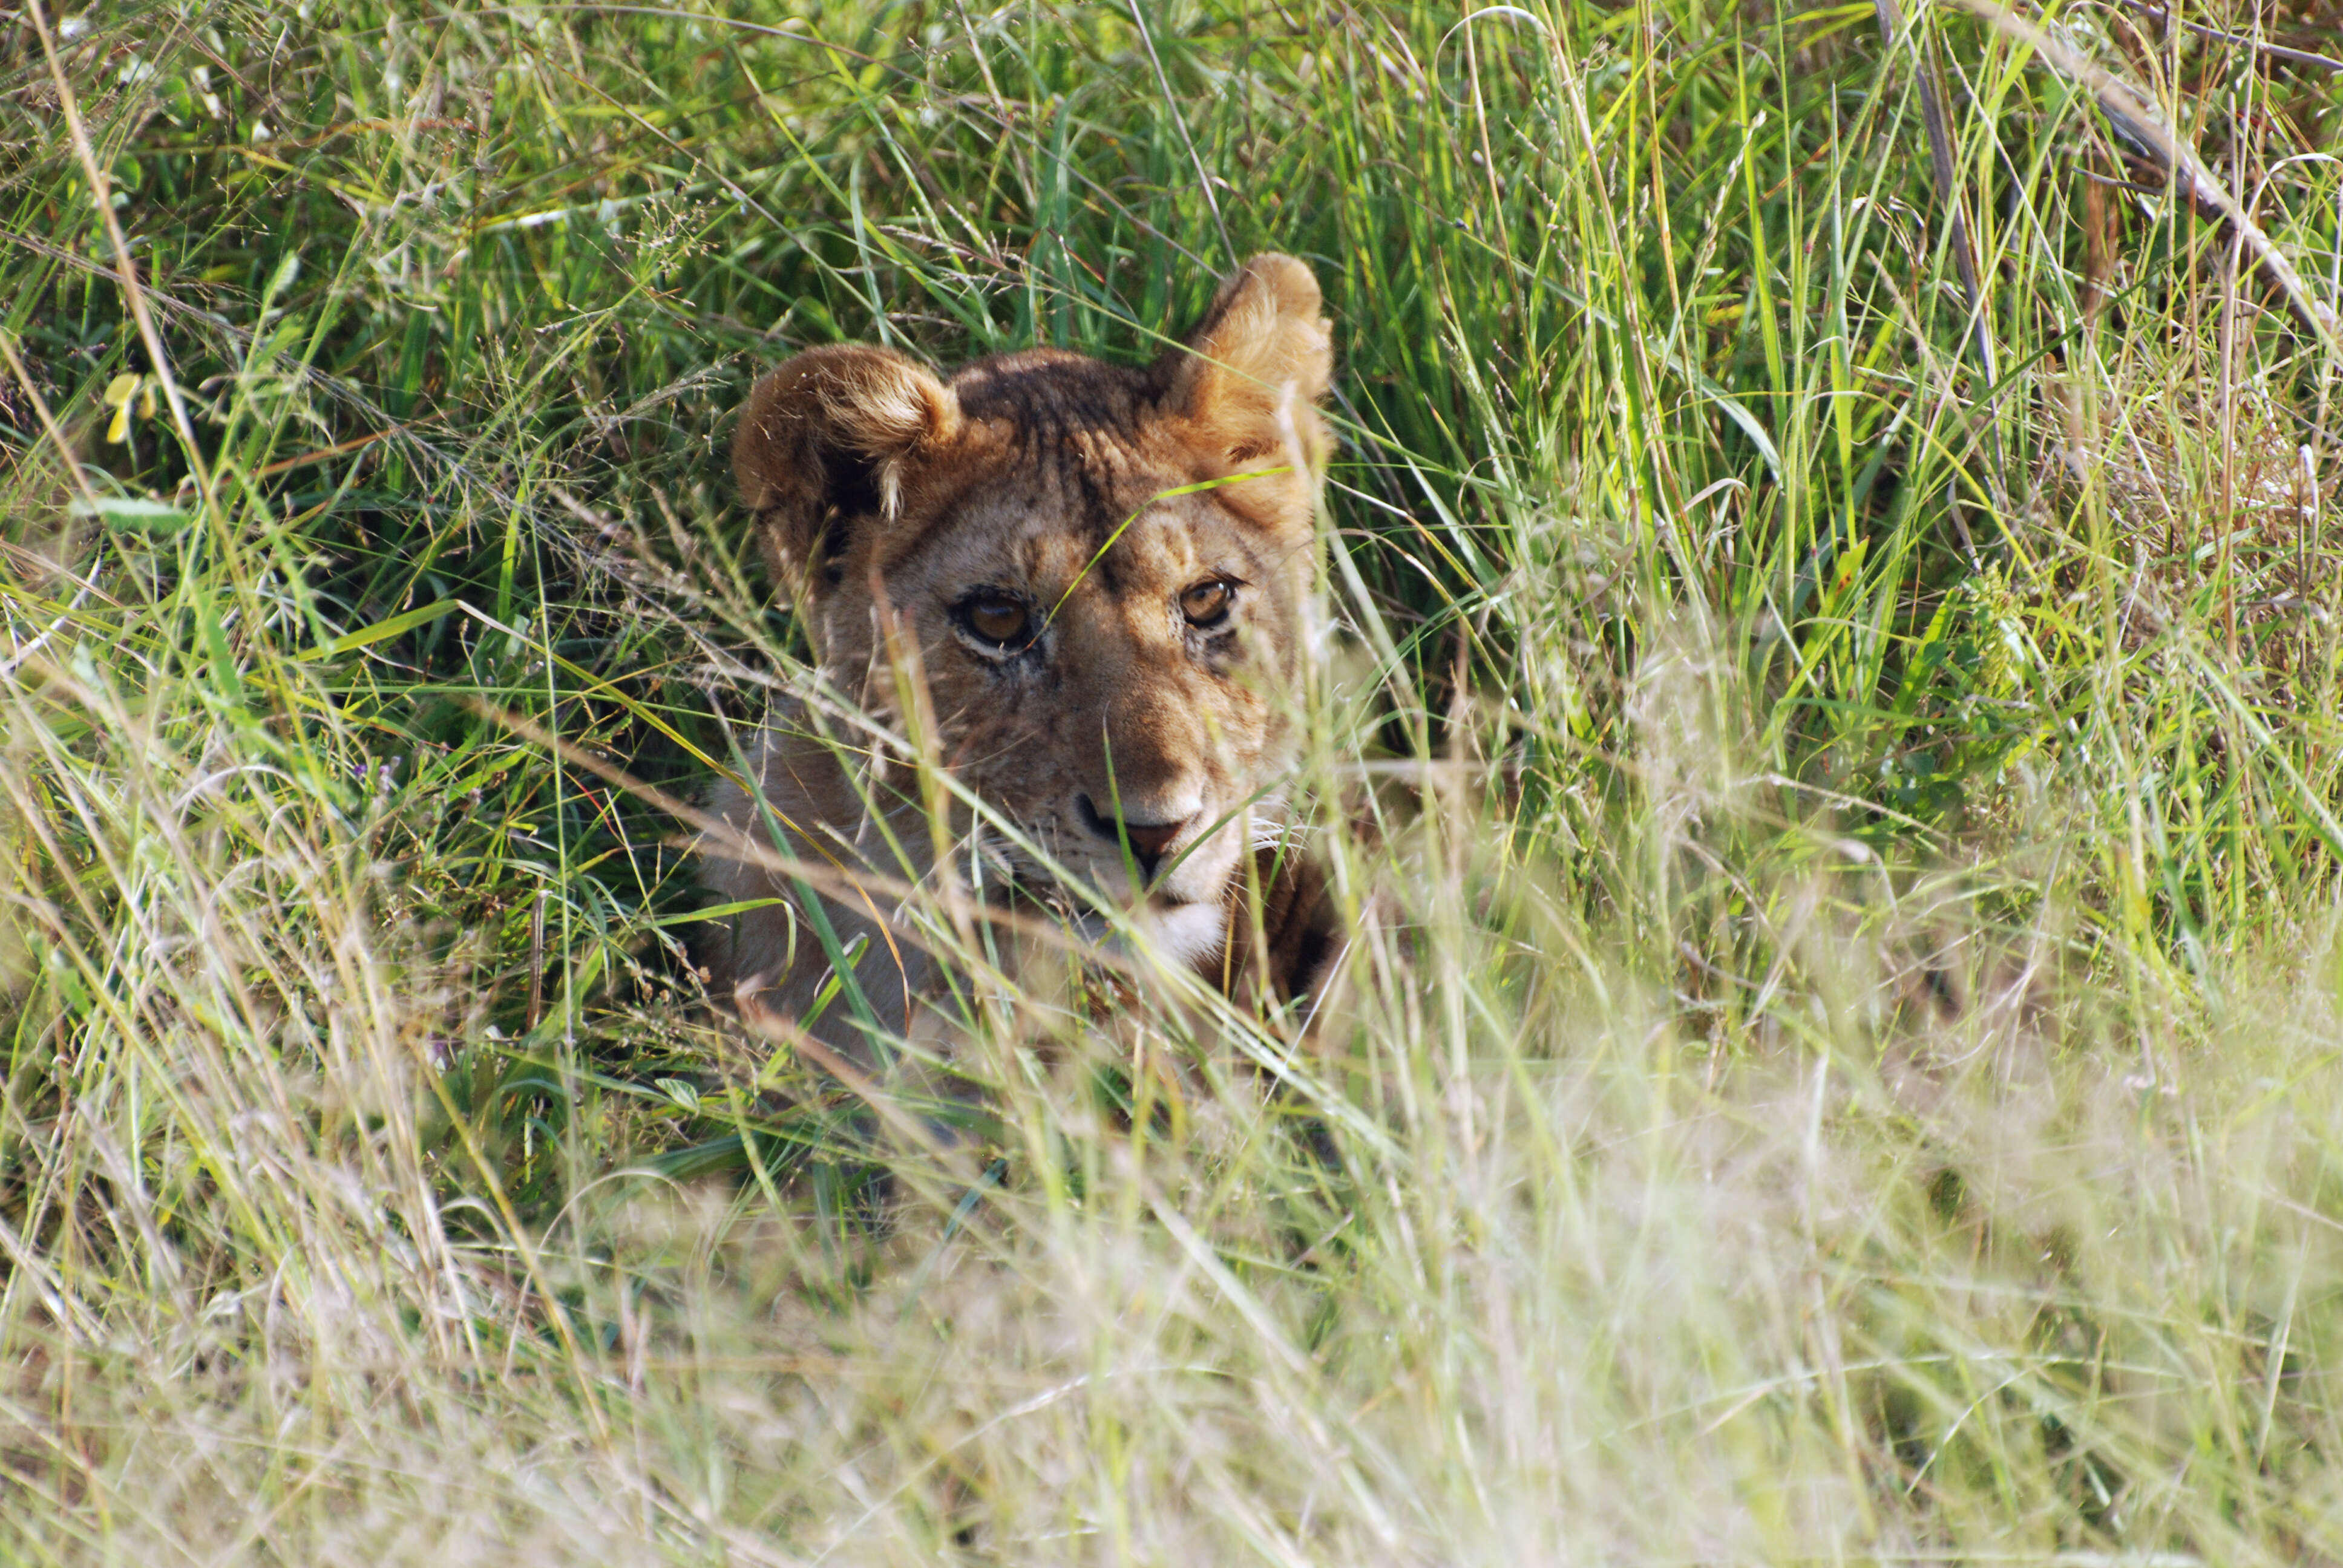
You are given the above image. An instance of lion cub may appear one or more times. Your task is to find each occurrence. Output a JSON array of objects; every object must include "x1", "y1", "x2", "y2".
[{"x1": 703, "y1": 254, "x2": 1342, "y2": 1071}]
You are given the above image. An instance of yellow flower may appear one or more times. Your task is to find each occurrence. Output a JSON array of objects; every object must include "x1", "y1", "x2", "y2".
[{"x1": 102, "y1": 373, "x2": 140, "y2": 444}]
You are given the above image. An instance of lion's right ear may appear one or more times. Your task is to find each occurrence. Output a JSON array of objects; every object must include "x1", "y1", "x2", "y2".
[{"x1": 732, "y1": 344, "x2": 961, "y2": 593}]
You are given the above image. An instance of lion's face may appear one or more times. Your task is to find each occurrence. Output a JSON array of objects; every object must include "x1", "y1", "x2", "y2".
[{"x1": 733, "y1": 256, "x2": 1332, "y2": 955}]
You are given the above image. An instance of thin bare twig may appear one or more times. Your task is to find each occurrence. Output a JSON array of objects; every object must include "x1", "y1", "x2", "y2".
[
  {"x1": 2120, "y1": 1, "x2": 2343, "y2": 77},
  {"x1": 1126, "y1": 0, "x2": 1236, "y2": 266},
  {"x1": 1873, "y1": 0, "x2": 1999, "y2": 391},
  {"x1": 1873, "y1": 0, "x2": 2001, "y2": 555},
  {"x1": 0, "y1": 333, "x2": 106, "y2": 518},
  {"x1": 1953, "y1": 0, "x2": 2343, "y2": 361},
  {"x1": 27, "y1": 0, "x2": 217, "y2": 515}
]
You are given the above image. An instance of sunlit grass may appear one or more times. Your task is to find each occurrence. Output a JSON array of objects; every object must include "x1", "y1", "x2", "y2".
[{"x1": 4, "y1": 0, "x2": 2342, "y2": 1560}]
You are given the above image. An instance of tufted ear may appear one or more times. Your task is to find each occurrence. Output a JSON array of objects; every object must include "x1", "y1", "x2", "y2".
[
  {"x1": 1153, "y1": 253, "x2": 1333, "y2": 469},
  {"x1": 732, "y1": 343, "x2": 962, "y2": 594}
]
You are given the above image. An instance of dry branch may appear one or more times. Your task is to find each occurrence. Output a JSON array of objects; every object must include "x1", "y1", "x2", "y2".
[{"x1": 1951, "y1": 0, "x2": 2343, "y2": 362}]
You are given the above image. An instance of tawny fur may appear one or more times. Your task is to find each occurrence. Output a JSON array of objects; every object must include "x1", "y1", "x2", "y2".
[{"x1": 702, "y1": 255, "x2": 1341, "y2": 1068}]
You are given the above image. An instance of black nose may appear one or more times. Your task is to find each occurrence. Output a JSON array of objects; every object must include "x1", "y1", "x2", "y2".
[{"x1": 1075, "y1": 793, "x2": 1192, "y2": 878}]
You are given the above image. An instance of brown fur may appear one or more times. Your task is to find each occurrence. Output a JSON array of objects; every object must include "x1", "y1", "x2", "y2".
[{"x1": 701, "y1": 255, "x2": 1343, "y2": 1067}]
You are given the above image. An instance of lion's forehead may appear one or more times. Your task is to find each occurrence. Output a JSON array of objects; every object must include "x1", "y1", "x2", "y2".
[{"x1": 905, "y1": 484, "x2": 1244, "y2": 602}]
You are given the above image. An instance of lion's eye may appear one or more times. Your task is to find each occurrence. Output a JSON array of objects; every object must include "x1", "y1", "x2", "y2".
[
  {"x1": 959, "y1": 593, "x2": 1032, "y2": 649},
  {"x1": 1181, "y1": 580, "x2": 1234, "y2": 627}
]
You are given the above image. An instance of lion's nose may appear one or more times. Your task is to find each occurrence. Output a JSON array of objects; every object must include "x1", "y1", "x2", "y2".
[{"x1": 1075, "y1": 793, "x2": 1196, "y2": 879}]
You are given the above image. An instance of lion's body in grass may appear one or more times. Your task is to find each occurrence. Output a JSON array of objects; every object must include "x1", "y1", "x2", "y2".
[{"x1": 700, "y1": 255, "x2": 1346, "y2": 1067}]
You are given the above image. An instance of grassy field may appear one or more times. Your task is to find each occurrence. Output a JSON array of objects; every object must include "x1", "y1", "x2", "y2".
[{"x1": 5, "y1": 0, "x2": 2343, "y2": 1560}]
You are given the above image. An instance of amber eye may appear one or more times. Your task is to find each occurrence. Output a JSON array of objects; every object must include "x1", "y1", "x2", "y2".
[
  {"x1": 958, "y1": 593, "x2": 1032, "y2": 649},
  {"x1": 1181, "y1": 579, "x2": 1234, "y2": 627}
]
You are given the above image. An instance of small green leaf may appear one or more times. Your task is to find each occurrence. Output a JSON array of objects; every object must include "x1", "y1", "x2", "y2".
[
  {"x1": 802, "y1": 931, "x2": 869, "y2": 1029},
  {"x1": 294, "y1": 599, "x2": 459, "y2": 662},
  {"x1": 69, "y1": 496, "x2": 188, "y2": 532}
]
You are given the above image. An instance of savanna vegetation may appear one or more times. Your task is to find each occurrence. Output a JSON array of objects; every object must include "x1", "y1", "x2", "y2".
[{"x1": 5, "y1": 0, "x2": 2343, "y2": 1560}]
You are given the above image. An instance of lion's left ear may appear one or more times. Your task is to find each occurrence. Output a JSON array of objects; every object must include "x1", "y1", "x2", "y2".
[{"x1": 1153, "y1": 253, "x2": 1332, "y2": 469}]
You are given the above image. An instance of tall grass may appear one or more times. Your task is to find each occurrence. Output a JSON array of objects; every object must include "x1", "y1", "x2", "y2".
[{"x1": 4, "y1": 0, "x2": 2342, "y2": 1560}]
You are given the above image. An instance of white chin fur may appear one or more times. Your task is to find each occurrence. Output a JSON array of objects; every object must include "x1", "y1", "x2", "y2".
[{"x1": 1139, "y1": 898, "x2": 1229, "y2": 969}]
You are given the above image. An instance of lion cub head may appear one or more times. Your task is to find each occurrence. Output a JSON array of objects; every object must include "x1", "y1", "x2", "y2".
[{"x1": 731, "y1": 255, "x2": 1331, "y2": 958}]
